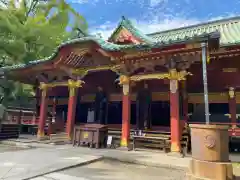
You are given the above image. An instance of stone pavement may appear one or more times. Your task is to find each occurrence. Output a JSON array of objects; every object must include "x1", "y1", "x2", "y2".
[
  {"x1": 0, "y1": 143, "x2": 190, "y2": 180},
  {"x1": 1, "y1": 139, "x2": 191, "y2": 169},
  {"x1": 0, "y1": 140, "x2": 240, "y2": 179},
  {"x1": 67, "y1": 145, "x2": 190, "y2": 169},
  {"x1": 0, "y1": 146, "x2": 102, "y2": 180},
  {"x1": 30, "y1": 159, "x2": 186, "y2": 180}
]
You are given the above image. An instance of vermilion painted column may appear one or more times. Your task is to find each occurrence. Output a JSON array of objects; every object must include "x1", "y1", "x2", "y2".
[
  {"x1": 48, "y1": 97, "x2": 56, "y2": 136},
  {"x1": 228, "y1": 87, "x2": 237, "y2": 128},
  {"x1": 170, "y1": 78, "x2": 181, "y2": 153},
  {"x1": 66, "y1": 80, "x2": 82, "y2": 140},
  {"x1": 182, "y1": 81, "x2": 188, "y2": 124},
  {"x1": 37, "y1": 83, "x2": 48, "y2": 140},
  {"x1": 120, "y1": 76, "x2": 131, "y2": 148}
]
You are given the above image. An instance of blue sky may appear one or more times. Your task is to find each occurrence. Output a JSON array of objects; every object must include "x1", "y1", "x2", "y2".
[{"x1": 67, "y1": 0, "x2": 240, "y2": 38}]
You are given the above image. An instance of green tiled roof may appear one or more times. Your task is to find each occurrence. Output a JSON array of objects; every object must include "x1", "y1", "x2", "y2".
[
  {"x1": 148, "y1": 16, "x2": 240, "y2": 46},
  {"x1": 1, "y1": 31, "x2": 218, "y2": 71},
  {"x1": 7, "y1": 16, "x2": 239, "y2": 72},
  {"x1": 108, "y1": 16, "x2": 154, "y2": 44}
]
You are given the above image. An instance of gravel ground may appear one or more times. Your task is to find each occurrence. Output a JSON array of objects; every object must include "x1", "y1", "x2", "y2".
[{"x1": 54, "y1": 159, "x2": 186, "y2": 180}]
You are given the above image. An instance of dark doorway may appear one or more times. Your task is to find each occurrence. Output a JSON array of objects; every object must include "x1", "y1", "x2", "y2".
[{"x1": 151, "y1": 101, "x2": 170, "y2": 126}]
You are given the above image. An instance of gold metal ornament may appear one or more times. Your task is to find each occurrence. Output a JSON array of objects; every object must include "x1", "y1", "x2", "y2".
[
  {"x1": 168, "y1": 69, "x2": 192, "y2": 80},
  {"x1": 129, "y1": 69, "x2": 192, "y2": 82},
  {"x1": 68, "y1": 80, "x2": 84, "y2": 97},
  {"x1": 229, "y1": 87, "x2": 235, "y2": 99},
  {"x1": 39, "y1": 82, "x2": 48, "y2": 97},
  {"x1": 68, "y1": 79, "x2": 84, "y2": 88},
  {"x1": 119, "y1": 75, "x2": 130, "y2": 85}
]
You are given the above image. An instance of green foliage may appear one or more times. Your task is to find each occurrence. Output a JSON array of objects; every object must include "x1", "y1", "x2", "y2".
[{"x1": 0, "y1": 0, "x2": 88, "y2": 106}]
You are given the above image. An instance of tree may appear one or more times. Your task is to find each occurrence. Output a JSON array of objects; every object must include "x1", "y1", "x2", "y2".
[
  {"x1": 0, "y1": 0, "x2": 87, "y2": 63},
  {"x1": 0, "y1": 0, "x2": 88, "y2": 106}
]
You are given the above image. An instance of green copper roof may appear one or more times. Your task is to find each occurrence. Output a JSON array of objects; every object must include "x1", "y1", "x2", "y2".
[
  {"x1": 1, "y1": 31, "x2": 218, "y2": 71},
  {"x1": 148, "y1": 16, "x2": 240, "y2": 46},
  {"x1": 108, "y1": 16, "x2": 154, "y2": 44},
  {"x1": 6, "y1": 16, "x2": 237, "y2": 72}
]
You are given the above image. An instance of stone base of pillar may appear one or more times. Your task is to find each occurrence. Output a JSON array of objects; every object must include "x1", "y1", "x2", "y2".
[
  {"x1": 118, "y1": 139, "x2": 131, "y2": 151},
  {"x1": 37, "y1": 135, "x2": 49, "y2": 141},
  {"x1": 37, "y1": 130, "x2": 46, "y2": 141},
  {"x1": 168, "y1": 142, "x2": 184, "y2": 157},
  {"x1": 186, "y1": 158, "x2": 234, "y2": 180},
  {"x1": 167, "y1": 152, "x2": 184, "y2": 158},
  {"x1": 118, "y1": 146, "x2": 131, "y2": 151}
]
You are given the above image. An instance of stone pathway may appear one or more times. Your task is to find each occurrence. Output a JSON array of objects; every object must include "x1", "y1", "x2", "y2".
[
  {"x1": 31, "y1": 159, "x2": 186, "y2": 180},
  {"x1": 0, "y1": 146, "x2": 101, "y2": 180},
  {"x1": 0, "y1": 140, "x2": 240, "y2": 180},
  {"x1": 0, "y1": 144, "x2": 28, "y2": 153}
]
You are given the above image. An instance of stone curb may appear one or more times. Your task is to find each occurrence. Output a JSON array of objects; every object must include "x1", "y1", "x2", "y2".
[{"x1": 19, "y1": 156, "x2": 104, "y2": 180}]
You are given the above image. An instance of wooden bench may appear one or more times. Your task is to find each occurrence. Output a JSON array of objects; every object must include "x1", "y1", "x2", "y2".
[
  {"x1": 133, "y1": 135, "x2": 170, "y2": 152},
  {"x1": 107, "y1": 129, "x2": 135, "y2": 148}
]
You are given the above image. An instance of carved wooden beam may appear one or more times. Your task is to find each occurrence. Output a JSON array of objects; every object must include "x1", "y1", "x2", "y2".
[
  {"x1": 71, "y1": 64, "x2": 122, "y2": 79},
  {"x1": 36, "y1": 74, "x2": 48, "y2": 83},
  {"x1": 130, "y1": 70, "x2": 192, "y2": 82},
  {"x1": 58, "y1": 66, "x2": 78, "y2": 80},
  {"x1": 40, "y1": 79, "x2": 85, "y2": 89}
]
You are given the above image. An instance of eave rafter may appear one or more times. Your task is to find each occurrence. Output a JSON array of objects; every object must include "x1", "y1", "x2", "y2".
[
  {"x1": 92, "y1": 44, "x2": 123, "y2": 59},
  {"x1": 58, "y1": 66, "x2": 78, "y2": 80},
  {"x1": 210, "y1": 47, "x2": 240, "y2": 60},
  {"x1": 54, "y1": 44, "x2": 120, "y2": 70},
  {"x1": 54, "y1": 48, "x2": 89, "y2": 68},
  {"x1": 116, "y1": 48, "x2": 201, "y2": 75},
  {"x1": 36, "y1": 74, "x2": 48, "y2": 83},
  {"x1": 116, "y1": 47, "x2": 203, "y2": 63}
]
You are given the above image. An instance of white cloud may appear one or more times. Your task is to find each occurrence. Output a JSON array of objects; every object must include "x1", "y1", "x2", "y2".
[
  {"x1": 68, "y1": 0, "x2": 239, "y2": 39},
  {"x1": 90, "y1": 17, "x2": 200, "y2": 40},
  {"x1": 149, "y1": 0, "x2": 168, "y2": 7},
  {"x1": 90, "y1": 13, "x2": 240, "y2": 40}
]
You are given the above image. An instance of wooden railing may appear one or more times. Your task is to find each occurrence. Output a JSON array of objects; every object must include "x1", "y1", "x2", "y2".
[{"x1": 5, "y1": 114, "x2": 52, "y2": 126}]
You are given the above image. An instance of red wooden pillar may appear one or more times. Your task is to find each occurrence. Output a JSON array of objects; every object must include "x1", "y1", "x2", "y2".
[
  {"x1": 37, "y1": 83, "x2": 48, "y2": 140},
  {"x1": 181, "y1": 81, "x2": 188, "y2": 124},
  {"x1": 120, "y1": 76, "x2": 131, "y2": 148},
  {"x1": 66, "y1": 80, "x2": 82, "y2": 140},
  {"x1": 228, "y1": 87, "x2": 237, "y2": 128},
  {"x1": 48, "y1": 97, "x2": 56, "y2": 136},
  {"x1": 170, "y1": 78, "x2": 181, "y2": 153}
]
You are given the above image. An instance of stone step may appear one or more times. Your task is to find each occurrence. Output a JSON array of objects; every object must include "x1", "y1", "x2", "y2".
[
  {"x1": 49, "y1": 133, "x2": 69, "y2": 143},
  {"x1": 50, "y1": 132, "x2": 67, "y2": 137}
]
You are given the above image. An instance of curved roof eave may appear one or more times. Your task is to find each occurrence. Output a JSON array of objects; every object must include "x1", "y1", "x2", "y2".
[{"x1": 1, "y1": 31, "x2": 220, "y2": 72}]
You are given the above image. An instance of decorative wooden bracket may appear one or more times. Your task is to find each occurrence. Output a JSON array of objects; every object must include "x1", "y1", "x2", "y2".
[
  {"x1": 229, "y1": 87, "x2": 235, "y2": 99},
  {"x1": 39, "y1": 80, "x2": 85, "y2": 90},
  {"x1": 36, "y1": 74, "x2": 48, "y2": 83},
  {"x1": 58, "y1": 66, "x2": 78, "y2": 80},
  {"x1": 130, "y1": 69, "x2": 192, "y2": 82},
  {"x1": 71, "y1": 65, "x2": 121, "y2": 79}
]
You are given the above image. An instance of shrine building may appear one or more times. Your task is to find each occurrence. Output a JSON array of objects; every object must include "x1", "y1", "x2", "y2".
[{"x1": 1, "y1": 16, "x2": 240, "y2": 153}]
